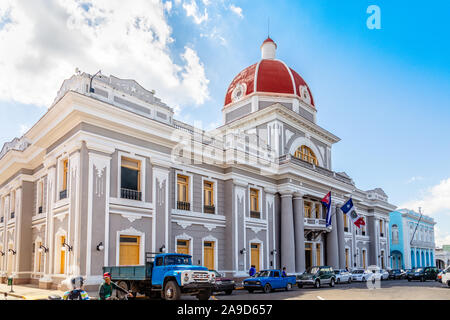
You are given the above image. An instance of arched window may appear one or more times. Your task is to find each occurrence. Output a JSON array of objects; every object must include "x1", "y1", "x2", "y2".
[
  {"x1": 392, "y1": 224, "x2": 399, "y2": 244},
  {"x1": 294, "y1": 145, "x2": 318, "y2": 165}
]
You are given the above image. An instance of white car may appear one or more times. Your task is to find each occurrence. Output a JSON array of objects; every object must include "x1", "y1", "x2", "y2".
[
  {"x1": 334, "y1": 269, "x2": 352, "y2": 284},
  {"x1": 380, "y1": 269, "x2": 389, "y2": 280},
  {"x1": 440, "y1": 266, "x2": 450, "y2": 287},
  {"x1": 351, "y1": 269, "x2": 372, "y2": 282}
]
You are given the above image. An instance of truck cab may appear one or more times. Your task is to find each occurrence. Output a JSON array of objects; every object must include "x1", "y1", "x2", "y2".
[{"x1": 103, "y1": 252, "x2": 216, "y2": 300}]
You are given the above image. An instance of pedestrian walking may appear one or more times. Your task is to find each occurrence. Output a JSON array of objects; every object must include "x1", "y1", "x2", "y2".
[{"x1": 249, "y1": 265, "x2": 256, "y2": 277}]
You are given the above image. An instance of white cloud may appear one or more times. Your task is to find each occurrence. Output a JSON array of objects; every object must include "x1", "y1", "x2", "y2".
[
  {"x1": 400, "y1": 177, "x2": 450, "y2": 216},
  {"x1": 182, "y1": 0, "x2": 208, "y2": 24},
  {"x1": 435, "y1": 226, "x2": 450, "y2": 247},
  {"x1": 406, "y1": 176, "x2": 424, "y2": 184},
  {"x1": 229, "y1": 4, "x2": 243, "y2": 19},
  {"x1": 0, "y1": 0, "x2": 210, "y2": 108}
]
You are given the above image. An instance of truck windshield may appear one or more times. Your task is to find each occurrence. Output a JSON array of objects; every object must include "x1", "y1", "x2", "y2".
[{"x1": 164, "y1": 255, "x2": 191, "y2": 265}]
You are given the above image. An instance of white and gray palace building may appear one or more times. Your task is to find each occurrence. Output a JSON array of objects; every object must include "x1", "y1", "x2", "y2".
[{"x1": 0, "y1": 38, "x2": 396, "y2": 289}]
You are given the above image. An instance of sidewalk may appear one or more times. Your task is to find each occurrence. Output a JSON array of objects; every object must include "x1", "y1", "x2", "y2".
[{"x1": 0, "y1": 283, "x2": 66, "y2": 300}]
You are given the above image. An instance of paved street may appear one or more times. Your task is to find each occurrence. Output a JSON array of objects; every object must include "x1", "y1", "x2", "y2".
[{"x1": 210, "y1": 280, "x2": 450, "y2": 300}]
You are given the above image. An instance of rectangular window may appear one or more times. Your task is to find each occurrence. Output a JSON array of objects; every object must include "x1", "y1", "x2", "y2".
[
  {"x1": 62, "y1": 159, "x2": 68, "y2": 191},
  {"x1": 203, "y1": 181, "x2": 215, "y2": 214},
  {"x1": 177, "y1": 174, "x2": 190, "y2": 210},
  {"x1": 316, "y1": 243, "x2": 321, "y2": 266},
  {"x1": 314, "y1": 204, "x2": 320, "y2": 219},
  {"x1": 304, "y1": 202, "x2": 312, "y2": 218},
  {"x1": 343, "y1": 214, "x2": 348, "y2": 232},
  {"x1": 121, "y1": 157, "x2": 142, "y2": 201},
  {"x1": 10, "y1": 191, "x2": 15, "y2": 219},
  {"x1": 345, "y1": 248, "x2": 349, "y2": 269},
  {"x1": 380, "y1": 219, "x2": 384, "y2": 237},
  {"x1": 250, "y1": 188, "x2": 260, "y2": 219}
]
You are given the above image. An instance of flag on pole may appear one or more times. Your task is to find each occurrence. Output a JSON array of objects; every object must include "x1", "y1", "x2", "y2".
[
  {"x1": 321, "y1": 192, "x2": 332, "y2": 227},
  {"x1": 340, "y1": 198, "x2": 366, "y2": 229}
]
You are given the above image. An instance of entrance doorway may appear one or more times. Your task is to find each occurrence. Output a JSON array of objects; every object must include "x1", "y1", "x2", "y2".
[
  {"x1": 203, "y1": 241, "x2": 215, "y2": 270},
  {"x1": 119, "y1": 235, "x2": 140, "y2": 266},
  {"x1": 305, "y1": 243, "x2": 312, "y2": 270},
  {"x1": 176, "y1": 239, "x2": 190, "y2": 255},
  {"x1": 250, "y1": 243, "x2": 260, "y2": 272}
]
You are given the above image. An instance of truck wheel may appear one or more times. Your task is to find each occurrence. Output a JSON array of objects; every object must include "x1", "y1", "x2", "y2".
[
  {"x1": 197, "y1": 290, "x2": 211, "y2": 301},
  {"x1": 447, "y1": 281, "x2": 450, "y2": 288},
  {"x1": 116, "y1": 281, "x2": 129, "y2": 300},
  {"x1": 263, "y1": 283, "x2": 272, "y2": 293},
  {"x1": 225, "y1": 290, "x2": 233, "y2": 295},
  {"x1": 163, "y1": 281, "x2": 181, "y2": 301},
  {"x1": 285, "y1": 283, "x2": 292, "y2": 291},
  {"x1": 330, "y1": 278, "x2": 335, "y2": 287}
]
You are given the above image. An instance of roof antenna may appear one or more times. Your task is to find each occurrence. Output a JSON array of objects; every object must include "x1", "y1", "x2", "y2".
[{"x1": 267, "y1": 17, "x2": 270, "y2": 38}]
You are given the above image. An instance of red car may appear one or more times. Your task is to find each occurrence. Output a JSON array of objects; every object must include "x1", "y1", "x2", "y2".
[{"x1": 210, "y1": 270, "x2": 235, "y2": 295}]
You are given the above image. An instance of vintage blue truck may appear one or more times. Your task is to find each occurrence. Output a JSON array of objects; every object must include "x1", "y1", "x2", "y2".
[
  {"x1": 103, "y1": 253, "x2": 216, "y2": 300},
  {"x1": 243, "y1": 269, "x2": 296, "y2": 293}
]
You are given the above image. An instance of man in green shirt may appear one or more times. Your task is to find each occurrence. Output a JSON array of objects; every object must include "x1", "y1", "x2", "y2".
[{"x1": 99, "y1": 272, "x2": 133, "y2": 300}]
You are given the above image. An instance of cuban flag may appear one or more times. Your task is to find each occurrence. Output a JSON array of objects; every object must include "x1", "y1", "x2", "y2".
[
  {"x1": 321, "y1": 192, "x2": 332, "y2": 227},
  {"x1": 340, "y1": 198, "x2": 366, "y2": 229}
]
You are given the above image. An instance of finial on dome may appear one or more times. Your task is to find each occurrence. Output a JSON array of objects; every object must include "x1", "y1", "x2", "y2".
[{"x1": 261, "y1": 37, "x2": 277, "y2": 60}]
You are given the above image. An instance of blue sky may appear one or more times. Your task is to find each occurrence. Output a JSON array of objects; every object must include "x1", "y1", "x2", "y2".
[{"x1": 0, "y1": 0, "x2": 449, "y2": 245}]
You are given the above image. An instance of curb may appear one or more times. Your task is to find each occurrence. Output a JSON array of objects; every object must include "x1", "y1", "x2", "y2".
[{"x1": 0, "y1": 290, "x2": 26, "y2": 300}]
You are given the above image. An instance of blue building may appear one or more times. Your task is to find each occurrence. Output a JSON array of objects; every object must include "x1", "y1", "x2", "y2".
[{"x1": 389, "y1": 209, "x2": 435, "y2": 269}]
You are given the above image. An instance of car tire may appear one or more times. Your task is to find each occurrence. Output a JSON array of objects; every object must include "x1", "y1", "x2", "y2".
[
  {"x1": 420, "y1": 276, "x2": 425, "y2": 282},
  {"x1": 408, "y1": 278, "x2": 411, "y2": 282},
  {"x1": 163, "y1": 280, "x2": 181, "y2": 301},
  {"x1": 286, "y1": 283, "x2": 292, "y2": 291},
  {"x1": 348, "y1": 278, "x2": 352, "y2": 284},
  {"x1": 247, "y1": 289, "x2": 254, "y2": 293},
  {"x1": 330, "y1": 278, "x2": 335, "y2": 287},
  {"x1": 263, "y1": 284, "x2": 272, "y2": 294},
  {"x1": 314, "y1": 280, "x2": 320, "y2": 289},
  {"x1": 225, "y1": 290, "x2": 233, "y2": 295},
  {"x1": 297, "y1": 283, "x2": 303, "y2": 289}
]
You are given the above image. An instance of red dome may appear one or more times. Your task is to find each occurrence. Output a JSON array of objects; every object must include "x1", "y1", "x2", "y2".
[
  {"x1": 224, "y1": 59, "x2": 315, "y2": 107},
  {"x1": 224, "y1": 38, "x2": 315, "y2": 108}
]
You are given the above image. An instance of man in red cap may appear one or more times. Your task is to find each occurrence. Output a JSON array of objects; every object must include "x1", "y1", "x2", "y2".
[{"x1": 98, "y1": 272, "x2": 133, "y2": 300}]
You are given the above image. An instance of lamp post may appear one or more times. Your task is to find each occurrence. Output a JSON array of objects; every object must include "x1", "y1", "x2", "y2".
[
  {"x1": 96, "y1": 242, "x2": 104, "y2": 251},
  {"x1": 39, "y1": 245, "x2": 48, "y2": 253},
  {"x1": 240, "y1": 248, "x2": 247, "y2": 255},
  {"x1": 62, "y1": 242, "x2": 72, "y2": 252}
]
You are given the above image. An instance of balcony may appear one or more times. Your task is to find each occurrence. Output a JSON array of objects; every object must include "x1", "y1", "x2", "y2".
[
  {"x1": 177, "y1": 201, "x2": 191, "y2": 211},
  {"x1": 304, "y1": 218, "x2": 328, "y2": 229},
  {"x1": 59, "y1": 190, "x2": 68, "y2": 200},
  {"x1": 120, "y1": 188, "x2": 142, "y2": 201},
  {"x1": 203, "y1": 205, "x2": 215, "y2": 214},
  {"x1": 279, "y1": 155, "x2": 354, "y2": 186},
  {"x1": 250, "y1": 211, "x2": 261, "y2": 219}
]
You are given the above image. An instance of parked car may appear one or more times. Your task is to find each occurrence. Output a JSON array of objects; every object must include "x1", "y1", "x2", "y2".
[
  {"x1": 380, "y1": 269, "x2": 389, "y2": 280},
  {"x1": 334, "y1": 269, "x2": 352, "y2": 284},
  {"x1": 406, "y1": 267, "x2": 439, "y2": 282},
  {"x1": 210, "y1": 270, "x2": 235, "y2": 295},
  {"x1": 243, "y1": 269, "x2": 296, "y2": 293},
  {"x1": 439, "y1": 266, "x2": 450, "y2": 287},
  {"x1": 389, "y1": 269, "x2": 404, "y2": 280},
  {"x1": 297, "y1": 266, "x2": 336, "y2": 288},
  {"x1": 103, "y1": 253, "x2": 216, "y2": 300},
  {"x1": 351, "y1": 269, "x2": 372, "y2": 282}
]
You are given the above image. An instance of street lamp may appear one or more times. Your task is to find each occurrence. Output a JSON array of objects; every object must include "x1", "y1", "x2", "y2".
[
  {"x1": 96, "y1": 242, "x2": 104, "y2": 251},
  {"x1": 240, "y1": 248, "x2": 247, "y2": 255},
  {"x1": 159, "y1": 245, "x2": 166, "y2": 253},
  {"x1": 62, "y1": 242, "x2": 72, "y2": 252},
  {"x1": 271, "y1": 249, "x2": 277, "y2": 255},
  {"x1": 39, "y1": 245, "x2": 48, "y2": 253},
  {"x1": 0, "y1": 251, "x2": 4, "y2": 256},
  {"x1": 8, "y1": 249, "x2": 16, "y2": 255}
]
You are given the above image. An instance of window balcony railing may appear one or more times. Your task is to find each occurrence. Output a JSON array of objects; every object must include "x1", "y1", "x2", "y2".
[
  {"x1": 250, "y1": 211, "x2": 261, "y2": 219},
  {"x1": 362, "y1": 231, "x2": 366, "y2": 236},
  {"x1": 0, "y1": 216, "x2": 3, "y2": 223},
  {"x1": 203, "y1": 205, "x2": 215, "y2": 214},
  {"x1": 10, "y1": 212, "x2": 15, "y2": 219},
  {"x1": 177, "y1": 201, "x2": 191, "y2": 211},
  {"x1": 38, "y1": 206, "x2": 43, "y2": 214},
  {"x1": 380, "y1": 233, "x2": 384, "y2": 238},
  {"x1": 59, "y1": 190, "x2": 68, "y2": 200},
  {"x1": 344, "y1": 227, "x2": 349, "y2": 232},
  {"x1": 121, "y1": 188, "x2": 142, "y2": 201}
]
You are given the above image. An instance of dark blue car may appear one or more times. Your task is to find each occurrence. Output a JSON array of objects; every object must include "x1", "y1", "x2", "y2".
[{"x1": 243, "y1": 269, "x2": 296, "y2": 293}]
